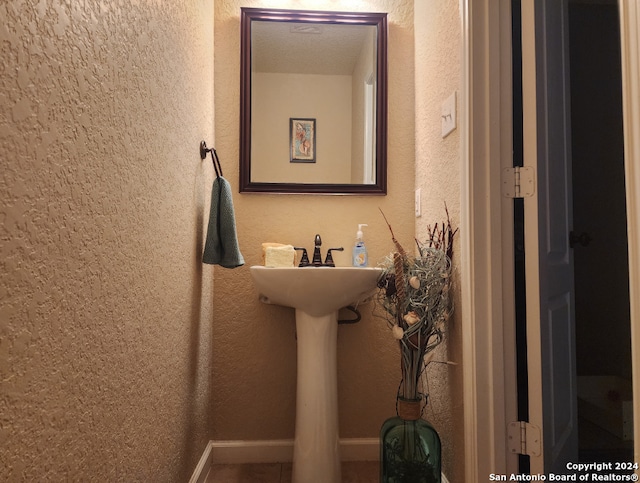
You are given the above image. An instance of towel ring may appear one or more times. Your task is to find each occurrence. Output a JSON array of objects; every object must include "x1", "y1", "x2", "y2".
[{"x1": 200, "y1": 141, "x2": 223, "y2": 178}]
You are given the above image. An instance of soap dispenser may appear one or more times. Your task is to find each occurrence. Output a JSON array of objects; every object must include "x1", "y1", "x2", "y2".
[{"x1": 352, "y1": 224, "x2": 369, "y2": 267}]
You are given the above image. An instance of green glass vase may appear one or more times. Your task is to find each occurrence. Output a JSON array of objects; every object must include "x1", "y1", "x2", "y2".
[{"x1": 380, "y1": 397, "x2": 441, "y2": 483}]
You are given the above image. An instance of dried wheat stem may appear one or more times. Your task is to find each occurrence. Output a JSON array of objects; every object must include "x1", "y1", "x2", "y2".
[
  {"x1": 379, "y1": 208, "x2": 407, "y2": 258},
  {"x1": 393, "y1": 252, "x2": 406, "y2": 318}
]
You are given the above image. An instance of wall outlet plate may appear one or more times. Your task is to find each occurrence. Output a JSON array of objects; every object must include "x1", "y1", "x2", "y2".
[{"x1": 441, "y1": 91, "x2": 457, "y2": 138}]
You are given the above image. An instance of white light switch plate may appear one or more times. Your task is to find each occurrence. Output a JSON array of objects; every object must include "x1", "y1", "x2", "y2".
[
  {"x1": 415, "y1": 188, "x2": 421, "y2": 217},
  {"x1": 441, "y1": 91, "x2": 457, "y2": 138}
]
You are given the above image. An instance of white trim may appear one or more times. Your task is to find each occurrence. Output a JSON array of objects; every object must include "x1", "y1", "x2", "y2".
[
  {"x1": 211, "y1": 439, "x2": 293, "y2": 464},
  {"x1": 208, "y1": 438, "x2": 379, "y2": 464},
  {"x1": 339, "y1": 438, "x2": 380, "y2": 461},
  {"x1": 459, "y1": 0, "x2": 476, "y2": 479},
  {"x1": 188, "y1": 441, "x2": 215, "y2": 483},
  {"x1": 191, "y1": 438, "x2": 451, "y2": 481},
  {"x1": 460, "y1": 0, "x2": 481, "y2": 477},
  {"x1": 618, "y1": 0, "x2": 640, "y2": 467},
  {"x1": 462, "y1": 0, "x2": 518, "y2": 481},
  {"x1": 363, "y1": 77, "x2": 376, "y2": 185},
  {"x1": 520, "y1": 0, "x2": 547, "y2": 473}
]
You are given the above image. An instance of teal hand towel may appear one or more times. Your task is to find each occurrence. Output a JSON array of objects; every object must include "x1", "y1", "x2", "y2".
[{"x1": 202, "y1": 176, "x2": 245, "y2": 268}]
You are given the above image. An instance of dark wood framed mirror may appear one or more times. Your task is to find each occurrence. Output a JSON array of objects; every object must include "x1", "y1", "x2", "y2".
[{"x1": 239, "y1": 8, "x2": 387, "y2": 194}]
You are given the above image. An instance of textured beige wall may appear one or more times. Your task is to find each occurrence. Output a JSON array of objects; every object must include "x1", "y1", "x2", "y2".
[
  {"x1": 213, "y1": 0, "x2": 415, "y2": 441},
  {"x1": 414, "y1": 1, "x2": 464, "y2": 481},
  {"x1": 0, "y1": 1, "x2": 215, "y2": 481},
  {"x1": 0, "y1": 0, "x2": 464, "y2": 477}
]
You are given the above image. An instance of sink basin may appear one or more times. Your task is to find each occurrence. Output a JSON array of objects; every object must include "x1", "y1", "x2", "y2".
[
  {"x1": 249, "y1": 266, "x2": 382, "y2": 317},
  {"x1": 249, "y1": 265, "x2": 382, "y2": 483}
]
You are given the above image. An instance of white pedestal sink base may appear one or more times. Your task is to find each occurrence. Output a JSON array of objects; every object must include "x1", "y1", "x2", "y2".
[
  {"x1": 248, "y1": 266, "x2": 382, "y2": 483},
  {"x1": 292, "y1": 309, "x2": 341, "y2": 483}
]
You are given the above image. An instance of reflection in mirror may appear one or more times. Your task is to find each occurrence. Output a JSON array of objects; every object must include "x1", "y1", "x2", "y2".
[{"x1": 240, "y1": 8, "x2": 387, "y2": 194}]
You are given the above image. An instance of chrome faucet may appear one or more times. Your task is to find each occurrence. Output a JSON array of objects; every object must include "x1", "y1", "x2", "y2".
[{"x1": 295, "y1": 234, "x2": 343, "y2": 267}]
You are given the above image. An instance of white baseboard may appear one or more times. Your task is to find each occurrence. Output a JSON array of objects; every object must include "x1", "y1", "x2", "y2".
[
  {"x1": 340, "y1": 438, "x2": 380, "y2": 461},
  {"x1": 189, "y1": 438, "x2": 449, "y2": 482},
  {"x1": 209, "y1": 438, "x2": 379, "y2": 464},
  {"x1": 188, "y1": 441, "x2": 215, "y2": 483},
  {"x1": 210, "y1": 439, "x2": 294, "y2": 464}
]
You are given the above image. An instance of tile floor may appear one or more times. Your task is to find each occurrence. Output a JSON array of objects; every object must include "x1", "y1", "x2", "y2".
[{"x1": 205, "y1": 461, "x2": 379, "y2": 483}]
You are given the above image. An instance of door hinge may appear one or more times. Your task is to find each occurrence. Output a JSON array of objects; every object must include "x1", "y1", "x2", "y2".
[
  {"x1": 502, "y1": 166, "x2": 535, "y2": 198},
  {"x1": 507, "y1": 421, "x2": 541, "y2": 456}
]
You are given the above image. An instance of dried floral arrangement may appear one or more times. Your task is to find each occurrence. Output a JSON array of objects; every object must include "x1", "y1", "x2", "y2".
[{"x1": 376, "y1": 207, "x2": 458, "y2": 402}]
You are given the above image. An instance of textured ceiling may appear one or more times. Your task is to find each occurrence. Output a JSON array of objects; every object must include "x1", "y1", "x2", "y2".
[{"x1": 252, "y1": 21, "x2": 375, "y2": 75}]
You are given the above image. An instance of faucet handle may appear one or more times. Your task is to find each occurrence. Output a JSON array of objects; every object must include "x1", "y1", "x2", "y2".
[
  {"x1": 324, "y1": 247, "x2": 344, "y2": 267},
  {"x1": 294, "y1": 247, "x2": 310, "y2": 267}
]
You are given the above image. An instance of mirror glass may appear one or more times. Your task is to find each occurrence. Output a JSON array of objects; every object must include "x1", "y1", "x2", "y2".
[{"x1": 240, "y1": 8, "x2": 387, "y2": 194}]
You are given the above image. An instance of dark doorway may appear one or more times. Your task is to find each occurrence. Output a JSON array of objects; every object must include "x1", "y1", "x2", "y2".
[
  {"x1": 568, "y1": 0, "x2": 633, "y2": 463},
  {"x1": 512, "y1": 0, "x2": 632, "y2": 471}
]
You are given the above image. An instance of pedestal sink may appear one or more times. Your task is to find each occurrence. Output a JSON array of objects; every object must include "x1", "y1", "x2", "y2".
[{"x1": 249, "y1": 266, "x2": 382, "y2": 483}]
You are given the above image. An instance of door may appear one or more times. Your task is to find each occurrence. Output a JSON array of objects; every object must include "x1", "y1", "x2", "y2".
[{"x1": 521, "y1": 0, "x2": 579, "y2": 473}]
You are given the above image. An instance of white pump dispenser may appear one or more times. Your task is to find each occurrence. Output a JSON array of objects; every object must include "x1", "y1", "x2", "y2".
[{"x1": 352, "y1": 224, "x2": 369, "y2": 267}]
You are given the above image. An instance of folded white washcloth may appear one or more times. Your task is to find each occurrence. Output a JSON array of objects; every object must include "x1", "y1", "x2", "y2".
[{"x1": 264, "y1": 244, "x2": 296, "y2": 267}]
